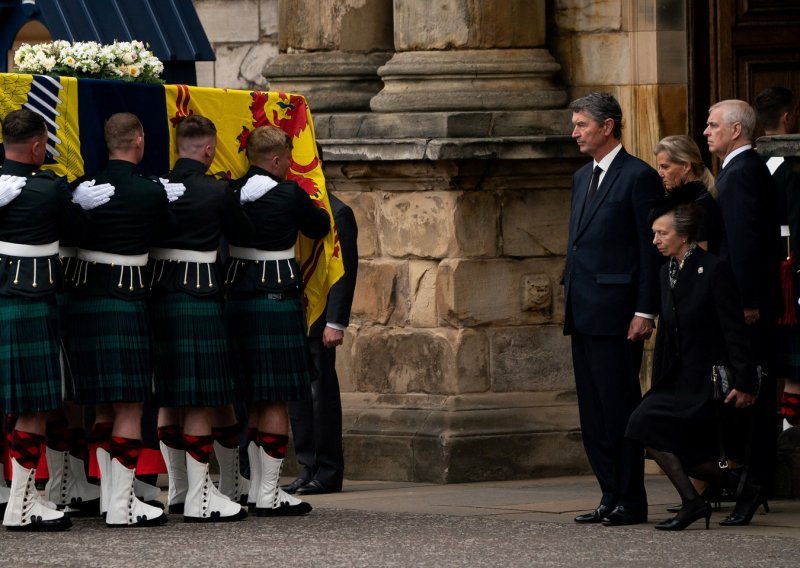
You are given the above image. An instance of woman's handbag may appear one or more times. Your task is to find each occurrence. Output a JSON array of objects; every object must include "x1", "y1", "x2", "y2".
[{"x1": 711, "y1": 365, "x2": 733, "y2": 401}]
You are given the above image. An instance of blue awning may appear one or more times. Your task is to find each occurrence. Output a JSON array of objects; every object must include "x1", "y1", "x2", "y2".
[{"x1": 34, "y1": 0, "x2": 215, "y2": 62}]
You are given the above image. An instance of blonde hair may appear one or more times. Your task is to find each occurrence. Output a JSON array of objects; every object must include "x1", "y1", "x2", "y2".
[
  {"x1": 653, "y1": 134, "x2": 717, "y2": 198},
  {"x1": 246, "y1": 125, "x2": 292, "y2": 162}
]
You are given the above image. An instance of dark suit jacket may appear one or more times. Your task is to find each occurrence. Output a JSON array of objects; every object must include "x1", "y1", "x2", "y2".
[
  {"x1": 309, "y1": 193, "x2": 358, "y2": 338},
  {"x1": 563, "y1": 147, "x2": 663, "y2": 336},
  {"x1": 716, "y1": 149, "x2": 782, "y2": 315}
]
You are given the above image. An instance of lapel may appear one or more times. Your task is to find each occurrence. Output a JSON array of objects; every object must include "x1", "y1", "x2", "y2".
[
  {"x1": 574, "y1": 148, "x2": 628, "y2": 239},
  {"x1": 715, "y1": 149, "x2": 751, "y2": 191},
  {"x1": 569, "y1": 163, "x2": 593, "y2": 240}
]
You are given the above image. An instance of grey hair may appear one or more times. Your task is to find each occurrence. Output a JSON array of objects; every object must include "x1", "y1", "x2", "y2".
[
  {"x1": 569, "y1": 92, "x2": 623, "y2": 139},
  {"x1": 709, "y1": 99, "x2": 757, "y2": 142}
]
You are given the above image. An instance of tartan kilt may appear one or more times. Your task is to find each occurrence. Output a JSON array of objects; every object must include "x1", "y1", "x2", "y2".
[
  {"x1": 0, "y1": 296, "x2": 62, "y2": 413},
  {"x1": 150, "y1": 293, "x2": 235, "y2": 407},
  {"x1": 66, "y1": 296, "x2": 152, "y2": 404},
  {"x1": 224, "y1": 295, "x2": 312, "y2": 402}
]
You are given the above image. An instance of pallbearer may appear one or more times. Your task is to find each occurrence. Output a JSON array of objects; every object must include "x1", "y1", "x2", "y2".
[
  {"x1": 225, "y1": 125, "x2": 329, "y2": 516},
  {"x1": 150, "y1": 115, "x2": 253, "y2": 522}
]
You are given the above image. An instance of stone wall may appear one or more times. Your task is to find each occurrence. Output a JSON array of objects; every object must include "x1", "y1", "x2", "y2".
[{"x1": 193, "y1": 0, "x2": 279, "y2": 89}]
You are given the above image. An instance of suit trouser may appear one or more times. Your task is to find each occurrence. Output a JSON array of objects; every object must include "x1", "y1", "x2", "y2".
[
  {"x1": 288, "y1": 337, "x2": 344, "y2": 486},
  {"x1": 571, "y1": 332, "x2": 647, "y2": 508}
]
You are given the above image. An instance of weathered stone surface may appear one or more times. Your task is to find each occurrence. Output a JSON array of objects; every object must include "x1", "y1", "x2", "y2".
[
  {"x1": 556, "y1": 33, "x2": 631, "y2": 87},
  {"x1": 372, "y1": 49, "x2": 566, "y2": 112},
  {"x1": 335, "y1": 191, "x2": 379, "y2": 258},
  {"x1": 352, "y1": 327, "x2": 489, "y2": 395},
  {"x1": 378, "y1": 191, "x2": 497, "y2": 258},
  {"x1": 554, "y1": 0, "x2": 621, "y2": 33},
  {"x1": 501, "y1": 189, "x2": 571, "y2": 257},
  {"x1": 437, "y1": 258, "x2": 565, "y2": 327},
  {"x1": 259, "y1": 0, "x2": 279, "y2": 38},
  {"x1": 211, "y1": 43, "x2": 275, "y2": 89},
  {"x1": 407, "y1": 260, "x2": 439, "y2": 328},
  {"x1": 194, "y1": 0, "x2": 261, "y2": 43},
  {"x1": 239, "y1": 43, "x2": 278, "y2": 87},
  {"x1": 757, "y1": 135, "x2": 800, "y2": 158},
  {"x1": 264, "y1": 51, "x2": 391, "y2": 111},
  {"x1": 280, "y1": 0, "x2": 394, "y2": 51},
  {"x1": 350, "y1": 260, "x2": 399, "y2": 325},
  {"x1": 336, "y1": 326, "x2": 359, "y2": 393},
  {"x1": 393, "y1": 0, "x2": 545, "y2": 50},
  {"x1": 195, "y1": 61, "x2": 214, "y2": 88},
  {"x1": 488, "y1": 326, "x2": 574, "y2": 392}
]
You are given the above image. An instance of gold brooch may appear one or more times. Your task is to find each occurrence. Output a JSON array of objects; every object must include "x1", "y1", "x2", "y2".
[{"x1": 698, "y1": 267, "x2": 704, "y2": 274}]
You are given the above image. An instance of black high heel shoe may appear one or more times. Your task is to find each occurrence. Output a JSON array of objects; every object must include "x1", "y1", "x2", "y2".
[
  {"x1": 666, "y1": 484, "x2": 726, "y2": 513},
  {"x1": 718, "y1": 484, "x2": 767, "y2": 526},
  {"x1": 655, "y1": 499, "x2": 712, "y2": 531}
]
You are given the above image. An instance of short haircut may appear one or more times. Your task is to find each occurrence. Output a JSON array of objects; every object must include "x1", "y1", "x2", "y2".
[
  {"x1": 247, "y1": 125, "x2": 292, "y2": 161},
  {"x1": 709, "y1": 99, "x2": 757, "y2": 141},
  {"x1": 104, "y1": 112, "x2": 143, "y2": 152},
  {"x1": 569, "y1": 92, "x2": 624, "y2": 139},
  {"x1": 753, "y1": 87, "x2": 794, "y2": 131},
  {"x1": 1, "y1": 107, "x2": 46, "y2": 145},
  {"x1": 176, "y1": 115, "x2": 216, "y2": 141}
]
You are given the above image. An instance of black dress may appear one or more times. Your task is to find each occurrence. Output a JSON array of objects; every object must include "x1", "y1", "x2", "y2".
[
  {"x1": 626, "y1": 247, "x2": 758, "y2": 466},
  {"x1": 672, "y1": 180, "x2": 726, "y2": 255}
]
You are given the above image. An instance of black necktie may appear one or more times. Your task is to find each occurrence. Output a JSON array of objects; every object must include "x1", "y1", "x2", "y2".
[{"x1": 586, "y1": 165, "x2": 603, "y2": 205}]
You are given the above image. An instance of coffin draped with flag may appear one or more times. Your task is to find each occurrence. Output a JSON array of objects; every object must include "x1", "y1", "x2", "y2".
[{"x1": 0, "y1": 72, "x2": 343, "y2": 331}]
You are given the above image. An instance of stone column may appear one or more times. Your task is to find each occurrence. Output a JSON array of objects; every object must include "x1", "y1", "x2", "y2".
[
  {"x1": 309, "y1": 1, "x2": 590, "y2": 484},
  {"x1": 262, "y1": 0, "x2": 393, "y2": 111}
]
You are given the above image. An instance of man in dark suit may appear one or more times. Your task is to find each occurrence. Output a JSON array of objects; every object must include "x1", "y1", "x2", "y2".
[
  {"x1": 564, "y1": 92, "x2": 663, "y2": 526},
  {"x1": 283, "y1": 190, "x2": 358, "y2": 495},
  {"x1": 704, "y1": 99, "x2": 782, "y2": 498}
]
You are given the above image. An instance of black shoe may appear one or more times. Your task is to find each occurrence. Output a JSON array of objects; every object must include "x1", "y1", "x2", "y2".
[
  {"x1": 719, "y1": 484, "x2": 767, "y2": 526},
  {"x1": 281, "y1": 477, "x2": 310, "y2": 495},
  {"x1": 602, "y1": 504, "x2": 647, "y2": 526},
  {"x1": 655, "y1": 499, "x2": 711, "y2": 531},
  {"x1": 574, "y1": 504, "x2": 614, "y2": 524},
  {"x1": 296, "y1": 479, "x2": 342, "y2": 495}
]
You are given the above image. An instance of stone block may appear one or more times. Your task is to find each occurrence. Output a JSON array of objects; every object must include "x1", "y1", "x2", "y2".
[
  {"x1": 557, "y1": 33, "x2": 631, "y2": 87},
  {"x1": 240, "y1": 43, "x2": 278, "y2": 88},
  {"x1": 195, "y1": 61, "x2": 215, "y2": 88},
  {"x1": 212, "y1": 44, "x2": 276, "y2": 90},
  {"x1": 350, "y1": 260, "x2": 399, "y2": 325},
  {"x1": 343, "y1": 434, "x2": 416, "y2": 481},
  {"x1": 335, "y1": 191, "x2": 379, "y2": 258},
  {"x1": 378, "y1": 191, "x2": 497, "y2": 258},
  {"x1": 501, "y1": 189, "x2": 571, "y2": 257},
  {"x1": 488, "y1": 326, "x2": 574, "y2": 392},
  {"x1": 259, "y1": 0, "x2": 279, "y2": 38},
  {"x1": 352, "y1": 327, "x2": 489, "y2": 395},
  {"x1": 194, "y1": 0, "x2": 260, "y2": 43},
  {"x1": 437, "y1": 258, "x2": 566, "y2": 327},
  {"x1": 554, "y1": 0, "x2": 621, "y2": 33},
  {"x1": 407, "y1": 260, "x2": 439, "y2": 328},
  {"x1": 280, "y1": 0, "x2": 394, "y2": 51},
  {"x1": 336, "y1": 326, "x2": 358, "y2": 393}
]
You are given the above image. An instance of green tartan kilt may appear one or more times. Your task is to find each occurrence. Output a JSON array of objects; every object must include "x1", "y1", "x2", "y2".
[
  {"x1": 150, "y1": 293, "x2": 235, "y2": 407},
  {"x1": 0, "y1": 296, "x2": 62, "y2": 413},
  {"x1": 67, "y1": 296, "x2": 152, "y2": 404},
  {"x1": 224, "y1": 295, "x2": 312, "y2": 402}
]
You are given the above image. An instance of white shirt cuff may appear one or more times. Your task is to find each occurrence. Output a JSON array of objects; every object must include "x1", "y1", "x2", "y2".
[
  {"x1": 326, "y1": 322, "x2": 346, "y2": 331},
  {"x1": 634, "y1": 312, "x2": 655, "y2": 319}
]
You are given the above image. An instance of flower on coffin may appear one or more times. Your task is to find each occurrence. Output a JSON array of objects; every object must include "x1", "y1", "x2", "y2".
[{"x1": 13, "y1": 40, "x2": 164, "y2": 84}]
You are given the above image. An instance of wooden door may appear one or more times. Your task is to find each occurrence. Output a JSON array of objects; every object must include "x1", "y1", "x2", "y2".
[{"x1": 691, "y1": 0, "x2": 800, "y2": 142}]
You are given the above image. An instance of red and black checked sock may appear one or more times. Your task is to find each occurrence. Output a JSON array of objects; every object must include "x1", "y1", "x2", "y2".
[
  {"x1": 109, "y1": 436, "x2": 141, "y2": 469},
  {"x1": 781, "y1": 392, "x2": 800, "y2": 426},
  {"x1": 257, "y1": 432, "x2": 288, "y2": 459},
  {"x1": 183, "y1": 434, "x2": 213, "y2": 464},
  {"x1": 68, "y1": 428, "x2": 88, "y2": 461},
  {"x1": 89, "y1": 421, "x2": 113, "y2": 453},
  {"x1": 45, "y1": 418, "x2": 70, "y2": 452},
  {"x1": 157, "y1": 425, "x2": 184, "y2": 450},
  {"x1": 212, "y1": 425, "x2": 240, "y2": 449},
  {"x1": 10, "y1": 430, "x2": 45, "y2": 470}
]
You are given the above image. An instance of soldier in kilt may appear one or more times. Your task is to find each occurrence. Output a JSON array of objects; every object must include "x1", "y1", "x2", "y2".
[
  {"x1": 149, "y1": 115, "x2": 254, "y2": 522},
  {"x1": 0, "y1": 108, "x2": 92, "y2": 531},
  {"x1": 225, "y1": 125, "x2": 329, "y2": 516},
  {"x1": 67, "y1": 112, "x2": 177, "y2": 528}
]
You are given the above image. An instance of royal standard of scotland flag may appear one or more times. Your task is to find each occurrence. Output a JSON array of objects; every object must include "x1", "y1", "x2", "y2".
[{"x1": 0, "y1": 73, "x2": 343, "y2": 330}]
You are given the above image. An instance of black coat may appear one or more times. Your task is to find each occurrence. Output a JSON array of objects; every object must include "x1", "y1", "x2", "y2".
[{"x1": 627, "y1": 247, "x2": 757, "y2": 463}]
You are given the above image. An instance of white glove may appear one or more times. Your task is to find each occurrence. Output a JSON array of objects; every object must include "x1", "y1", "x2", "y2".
[
  {"x1": 72, "y1": 179, "x2": 115, "y2": 210},
  {"x1": 240, "y1": 175, "x2": 278, "y2": 203},
  {"x1": 159, "y1": 178, "x2": 186, "y2": 202},
  {"x1": 0, "y1": 174, "x2": 26, "y2": 207}
]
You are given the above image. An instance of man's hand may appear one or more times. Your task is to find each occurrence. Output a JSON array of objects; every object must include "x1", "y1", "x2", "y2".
[
  {"x1": 725, "y1": 388, "x2": 756, "y2": 409},
  {"x1": 240, "y1": 175, "x2": 278, "y2": 204},
  {"x1": 73, "y1": 179, "x2": 115, "y2": 210},
  {"x1": 0, "y1": 174, "x2": 26, "y2": 207},
  {"x1": 159, "y1": 178, "x2": 186, "y2": 202},
  {"x1": 627, "y1": 315, "x2": 654, "y2": 341},
  {"x1": 322, "y1": 326, "x2": 344, "y2": 348},
  {"x1": 743, "y1": 308, "x2": 760, "y2": 325}
]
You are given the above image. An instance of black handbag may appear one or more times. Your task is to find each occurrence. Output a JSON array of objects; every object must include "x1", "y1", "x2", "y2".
[{"x1": 711, "y1": 365, "x2": 733, "y2": 401}]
